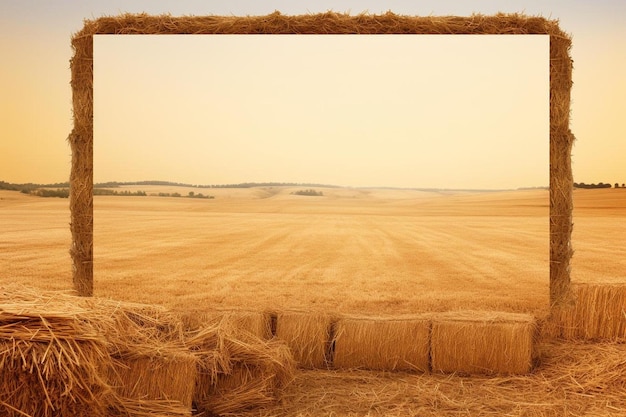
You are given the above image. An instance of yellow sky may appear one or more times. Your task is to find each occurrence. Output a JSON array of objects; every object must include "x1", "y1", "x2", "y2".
[
  {"x1": 94, "y1": 35, "x2": 548, "y2": 189},
  {"x1": 1, "y1": 2, "x2": 625, "y2": 187}
]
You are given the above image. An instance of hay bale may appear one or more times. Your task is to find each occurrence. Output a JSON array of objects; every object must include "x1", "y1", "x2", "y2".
[
  {"x1": 275, "y1": 311, "x2": 334, "y2": 369},
  {"x1": 0, "y1": 294, "x2": 113, "y2": 416},
  {"x1": 548, "y1": 283, "x2": 626, "y2": 341},
  {"x1": 107, "y1": 351, "x2": 197, "y2": 415},
  {"x1": 189, "y1": 323, "x2": 296, "y2": 416},
  {"x1": 431, "y1": 311, "x2": 536, "y2": 375},
  {"x1": 0, "y1": 286, "x2": 196, "y2": 417},
  {"x1": 333, "y1": 315, "x2": 430, "y2": 372}
]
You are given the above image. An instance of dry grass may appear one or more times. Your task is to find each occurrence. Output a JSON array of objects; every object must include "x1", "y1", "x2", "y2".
[
  {"x1": 431, "y1": 311, "x2": 537, "y2": 375},
  {"x1": 333, "y1": 315, "x2": 430, "y2": 372}
]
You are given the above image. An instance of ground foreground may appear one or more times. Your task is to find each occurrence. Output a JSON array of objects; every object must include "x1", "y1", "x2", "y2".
[
  {"x1": 0, "y1": 186, "x2": 625, "y2": 416},
  {"x1": 265, "y1": 340, "x2": 626, "y2": 417}
]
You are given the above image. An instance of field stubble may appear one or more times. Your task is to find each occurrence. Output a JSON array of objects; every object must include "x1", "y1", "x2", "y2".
[
  {"x1": 1, "y1": 186, "x2": 625, "y2": 416},
  {"x1": 1, "y1": 187, "x2": 624, "y2": 317}
]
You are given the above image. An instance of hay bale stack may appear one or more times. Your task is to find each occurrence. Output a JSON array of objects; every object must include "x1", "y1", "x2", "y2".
[
  {"x1": 275, "y1": 311, "x2": 334, "y2": 369},
  {"x1": 548, "y1": 283, "x2": 626, "y2": 341},
  {"x1": 333, "y1": 315, "x2": 430, "y2": 372},
  {"x1": 188, "y1": 323, "x2": 296, "y2": 416},
  {"x1": 79, "y1": 298, "x2": 198, "y2": 416},
  {"x1": 431, "y1": 311, "x2": 537, "y2": 375},
  {"x1": 0, "y1": 286, "x2": 197, "y2": 416}
]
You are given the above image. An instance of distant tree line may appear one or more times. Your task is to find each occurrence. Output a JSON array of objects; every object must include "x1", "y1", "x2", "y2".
[
  {"x1": 1, "y1": 180, "x2": 69, "y2": 194},
  {"x1": 291, "y1": 189, "x2": 324, "y2": 196},
  {"x1": 92, "y1": 180, "x2": 339, "y2": 189},
  {"x1": 574, "y1": 182, "x2": 624, "y2": 189},
  {"x1": 186, "y1": 191, "x2": 214, "y2": 199},
  {"x1": 23, "y1": 188, "x2": 69, "y2": 198},
  {"x1": 93, "y1": 189, "x2": 147, "y2": 196}
]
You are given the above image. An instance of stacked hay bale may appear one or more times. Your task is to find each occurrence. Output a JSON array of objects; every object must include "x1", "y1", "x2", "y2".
[
  {"x1": 548, "y1": 283, "x2": 626, "y2": 341},
  {"x1": 431, "y1": 311, "x2": 537, "y2": 375},
  {"x1": 333, "y1": 315, "x2": 430, "y2": 372},
  {"x1": 0, "y1": 305, "x2": 112, "y2": 417},
  {"x1": 274, "y1": 310, "x2": 335, "y2": 368},
  {"x1": 89, "y1": 300, "x2": 198, "y2": 416},
  {"x1": 187, "y1": 321, "x2": 295, "y2": 416}
]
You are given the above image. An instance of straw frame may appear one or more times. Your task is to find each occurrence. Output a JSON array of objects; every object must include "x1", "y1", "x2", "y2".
[{"x1": 68, "y1": 12, "x2": 575, "y2": 306}]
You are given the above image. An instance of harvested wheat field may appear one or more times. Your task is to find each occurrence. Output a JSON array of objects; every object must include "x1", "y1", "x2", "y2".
[{"x1": 1, "y1": 186, "x2": 625, "y2": 416}]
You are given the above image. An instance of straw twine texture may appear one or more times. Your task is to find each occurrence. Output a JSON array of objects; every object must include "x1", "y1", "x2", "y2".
[
  {"x1": 431, "y1": 311, "x2": 537, "y2": 375},
  {"x1": 547, "y1": 283, "x2": 626, "y2": 341},
  {"x1": 333, "y1": 315, "x2": 430, "y2": 372},
  {"x1": 274, "y1": 311, "x2": 335, "y2": 369},
  {"x1": 68, "y1": 12, "x2": 575, "y2": 307}
]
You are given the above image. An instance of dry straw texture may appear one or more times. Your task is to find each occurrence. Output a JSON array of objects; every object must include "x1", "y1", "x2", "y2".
[
  {"x1": 181, "y1": 309, "x2": 272, "y2": 340},
  {"x1": 547, "y1": 283, "x2": 626, "y2": 341},
  {"x1": 69, "y1": 12, "x2": 575, "y2": 305},
  {"x1": 0, "y1": 301, "x2": 112, "y2": 416},
  {"x1": 107, "y1": 353, "x2": 197, "y2": 414},
  {"x1": 275, "y1": 311, "x2": 335, "y2": 369},
  {"x1": 187, "y1": 322, "x2": 296, "y2": 416},
  {"x1": 262, "y1": 341, "x2": 626, "y2": 416},
  {"x1": 0, "y1": 286, "x2": 296, "y2": 417},
  {"x1": 431, "y1": 311, "x2": 537, "y2": 375},
  {"x1": 333, "y1": 315, "x2": 430, "y2": 372},
  {"x1": 0, "y1": 285, "x2": 196, "y2": 417}
]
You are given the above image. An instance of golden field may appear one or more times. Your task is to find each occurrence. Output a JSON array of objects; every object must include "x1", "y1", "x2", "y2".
[
  {"x1": 0, "y1": 186, "x2": 624, "y2": 317},
  {"x1": 1, "y1": 186, "x2": 626, "y2": 416}
]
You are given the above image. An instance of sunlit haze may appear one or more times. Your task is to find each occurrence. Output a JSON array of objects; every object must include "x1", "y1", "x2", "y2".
[
  {"x1": 94, "y1": 35, "x2": 547, "y2": 190},
  {"x1": 2, "y1": 1, "x2": 625, "y2": 186}
]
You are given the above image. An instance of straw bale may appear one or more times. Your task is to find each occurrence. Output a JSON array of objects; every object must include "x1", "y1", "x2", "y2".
[
  {"x1": 333, "y1": 315, "x2": 430, "y2": 372},
  {"x1": 275, "y1": 311, "x2": 334, "y2": 369},
  {"x1": 0, "y1": 286, "x2": 197, "y2": 416},
  {"x1": 107, "y1": 351, "x2": 197, "y2": 414},
  {"x1": 69, "y1": 12, "x2": 574, "y2": 305},
  {"x1": 189, "y1": 322, "x2": 296, "y2": 416},
  {"x1": 0, "y1": 291, "x2": 113, "y2": 416},
  {"x1": 547, "y1": 283, "x2": 626, "y2": 341},
  {"x1": 431, "y1": 311, "x2": 537, "y2": 375}
]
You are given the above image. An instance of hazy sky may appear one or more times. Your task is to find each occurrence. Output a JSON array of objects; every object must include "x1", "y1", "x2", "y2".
[
  {"x1": 95, "y1": 34, "x2": 547, "y2": 189},
  {"x1": 1, "y1": 1, "x2": 625, "y2": 187}
]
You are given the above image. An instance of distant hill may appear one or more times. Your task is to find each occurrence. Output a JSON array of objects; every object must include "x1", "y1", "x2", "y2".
[{"x1": 1, "y1": 179, "x2": 554, "y2": 194}]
